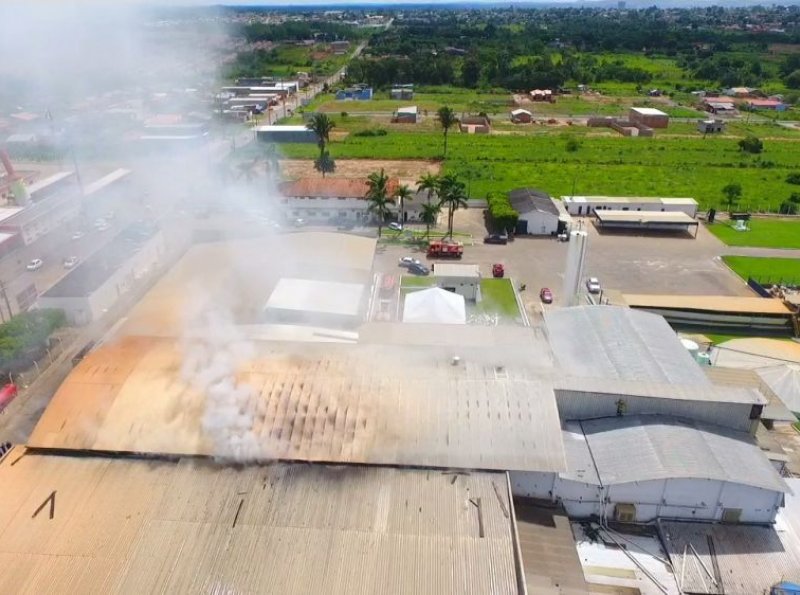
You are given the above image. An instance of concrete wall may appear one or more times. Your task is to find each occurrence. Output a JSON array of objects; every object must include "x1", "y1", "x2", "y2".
[
  {"x1": 436, "y1": 276, "x2": 478, "y2": 300},
  {"x1": 519, "y1": 211, "x2": 559, "y2": 235}
]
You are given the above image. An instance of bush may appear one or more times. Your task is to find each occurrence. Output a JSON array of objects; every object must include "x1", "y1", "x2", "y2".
[
  {"x1": 353, "y1": 128, "x2": 388, "y2": 137},
  {"x1": 739, "y1": 135, "x2": 763, "y2": 154},
  {"x1": 565, "y1": 136, "x2": 581, "y2": 152},
  {"x1": 780, "y1": 201, "x2": 799, "y2": 215},
  {"x1": 786, "y1": 173, "x2": 800, "y2": 185},
  {"x1": 0, "y1": 309, "x2": 66, "y2": 375},
  {"x1": 486, "y1": 192, "x2": 519, "y2": 232}
]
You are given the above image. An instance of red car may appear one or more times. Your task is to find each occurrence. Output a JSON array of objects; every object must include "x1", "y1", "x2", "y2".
[
  {"x1": 492, "y1": 263, "x2": 505, "y2": 278},
  {"x1": 0, "y1": 383, "x2": 18, "y2": 414},
  {"x1": 540, "y1": 287, "x2": 553, "y2": 304}
]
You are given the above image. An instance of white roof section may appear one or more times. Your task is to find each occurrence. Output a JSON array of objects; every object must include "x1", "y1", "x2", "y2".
[
  {"x1": 0, "y1": 206, "x2": 25, "y2": 224},
  {"x1": 757, "y1": 364, "x2": 800, "y2": 413},
  {"x1": 511, "y1": 108, "x2": 532, "y2": 116},
  {"x1": 630, "y1": 107, "x2": 668, "y2": 116},
  {"x1": 83, "y1": 168, "x2": 131, "y2": 197},
  {"x1": 562, "y1": 195, "x2": 697, "y2": 205},
  {"x1": 435, "y1": 263, "x2": 481, "y2": 278},
  {"x1": 546, "y1": 306, "x2": 711, "y2": 386},
  {"x1": 403, "y1": 287, "x2": 466, "y2": 325},
  {"x1": 397, "y1": 106, "x2": 417, "y2": 114},
  {"x1": 576, "y1": 415, "x2": 788, "y2": 492},
  {"x1": 254, "y1": 125, "x2": 311, "y2": 132},
  {"x1": 26, "y1": 171, "x2": 73, "y2": 195},
  {"x1": 595, "y1": 210, "x2": 697, "y2": 224},
  {"x1": 265, "y1": 278, "x2": 364, "y2": 317}
]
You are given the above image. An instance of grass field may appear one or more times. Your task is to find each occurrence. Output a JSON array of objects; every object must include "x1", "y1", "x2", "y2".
[
  {"x1": 708, "y1": 219, "x2": 800, "y2": 249},
  {"x1": 276, "y1": 131, "x2": 800, "y2": 210},
  {"x1": 722, "y1": 255, "x2": 800, "y2": 284},
  {"x1": 476, "y1": 279, "x2": 520, "y2": 318}
]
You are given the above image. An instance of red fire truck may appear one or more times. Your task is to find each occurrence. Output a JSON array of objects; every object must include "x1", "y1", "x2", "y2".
[
  {"x1": 427, "y1": 240, "x2": 463, "y2": 259},
  {"x1": 0, "y1": 383, "x2": 18, "y2": 414}
]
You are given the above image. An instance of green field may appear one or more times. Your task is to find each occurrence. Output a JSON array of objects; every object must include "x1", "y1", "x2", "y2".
[
  {"x1": 709, "y1": 219, "x2": 800, "y2": 249},
  {"x1": 722, "y1": 255, "x2": 800, "y2": 284},
  {"x1": 476, "y1": 279, "x2": 520, "y2": 318},
  {"x1": 277, "y1": 131, "x2": 800, "y2": 211}
]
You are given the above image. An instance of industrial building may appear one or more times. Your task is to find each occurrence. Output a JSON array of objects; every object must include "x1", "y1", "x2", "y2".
[
  {"x1": 4, "y1": 231, "x2": 797, "y2": 593},
  {"x1": 562, "y1": 195, "x2": 699, "y2": 217},
  {"x1": 594, "y1": 210, "x2": 700, "y2": 236},
  {"x1": 507, "y1": 188, "x2": 571, "y2": 235},
  {"x1": 256, "y1": 125, "x2": 317, "y2": 144}
]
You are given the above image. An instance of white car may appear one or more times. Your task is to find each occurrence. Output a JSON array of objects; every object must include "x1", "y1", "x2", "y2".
[
  {"x1": 586, "y1": 277, "x2": 602, "y2": 294},
  {"x1": 71, "y1": 231, "x2": 84, "y2": 241},
  {"x1": 63, "y1": 256, "x2": 78, "y2": 269},
  {"x1": 26, "y1": 258, "x2": 43, "y2": 271},
  {"x1": 95, "y1": 218, "x2": 110, "y2": 232},
  {"x1": 388, "y1": 222, "x2": 403, "y2": 232},
  {"x1": 399, "y1": 256, "x2": 422, "y2": 268}
]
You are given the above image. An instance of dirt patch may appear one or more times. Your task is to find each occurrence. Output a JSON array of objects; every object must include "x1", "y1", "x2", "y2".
[{"x1": 280, "y1": 159, "x2": 441, "y2": 184}]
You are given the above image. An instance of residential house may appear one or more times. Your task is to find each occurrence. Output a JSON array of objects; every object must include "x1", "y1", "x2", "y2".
[{"x1": 510, "y1": 109, "x2": 533, "y2": 124}]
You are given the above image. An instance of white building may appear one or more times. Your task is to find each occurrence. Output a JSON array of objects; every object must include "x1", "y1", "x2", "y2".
[
  {"x1": 263, "y1": 278, "x2": 366, "y2": 330},
  {"x1": 432, "y1": 263, "x2": 481, "y2": 300},
  {"x1": 562, "y1": 195, "x2": 698, "y2": 217},
  {"x1": 279, "y1": 178, "x2": 423, "y2": 223},
  {"x1": 508, "y1": 188, "x2": 571, "y2": 236}
]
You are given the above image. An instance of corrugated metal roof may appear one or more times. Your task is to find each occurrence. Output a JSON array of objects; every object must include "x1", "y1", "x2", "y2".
[
  {"x1": 757, "y1": 364, "x2": 800, "y2": 414},
  {"x1": 0, "y1": 451, "x2": 522, "y2": 594},
  {"x1": 579, "y1": 415, "x2": 788, "y2": 492},
  {"x1": 594, "y1": 210, "x2": 697, "y2": 224},
  {"x1": 560, "y1": 421, "x2": 601, "y2": 484},
  {"x1": 433, "y1": 263, "x2": 480, "y2": 278},
  {"x1": 546, "y1": 306, "x2": 712, "y2": 386},
  {"x1": 623, "y1": 294, "x2": 793, "y2": 315},
  {"x1": 659, "y1": 520, "x2": 800, "y2": 595},
  {"x1": 28, "y1": 336, "x2": 567, "y2": 473},
  {"x1": 705, "y1": 366, "x2": 797, "y2": 421},
  {"x1": 555, "y1": 376, "x2": 765, "y2": 405}
]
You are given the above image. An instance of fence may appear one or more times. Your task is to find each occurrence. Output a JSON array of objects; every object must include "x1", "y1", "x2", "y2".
[
  {"x1": 7, "y1": 330, "x2": 75, "y2": 390},
  {"x1": 749, "y1": 276, "x2": 800, "y2": 291}
]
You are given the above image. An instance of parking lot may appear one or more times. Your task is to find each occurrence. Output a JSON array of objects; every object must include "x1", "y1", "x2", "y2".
[{"x1": 372, "y1": 208, "x2": 752, "y2": 321}]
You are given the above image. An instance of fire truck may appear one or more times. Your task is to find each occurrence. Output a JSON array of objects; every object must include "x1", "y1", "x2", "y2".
[{"x1": 427, "y1": 240, "x2": 463, "y2": 259}]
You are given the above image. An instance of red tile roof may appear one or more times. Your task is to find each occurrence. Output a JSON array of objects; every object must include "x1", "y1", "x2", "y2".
[{"x1": 279, "y1": 177, "x2": 400, "y2": 200}]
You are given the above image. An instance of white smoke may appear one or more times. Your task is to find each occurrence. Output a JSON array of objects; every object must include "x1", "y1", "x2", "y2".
[{"x1": 180, "y1": 304, "x2": 265, "y2": 461}]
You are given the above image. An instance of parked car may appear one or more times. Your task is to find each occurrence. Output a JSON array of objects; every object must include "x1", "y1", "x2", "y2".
[
  {"x1": 292, "y1": 218, "x2": 306, "y2": 227},
  {"x1": 388, "y1": 222, "x2": 403, "y2": 232},
  {"x1": 492, "y1": 263, "x2": 505, "y2": 278},
  {"x1": 557, "y1": 233, "x2": 569, "y2": 242},
  {"x1": 408, "y1": 262, "x2": 430, "y2": 276},
  {"x1": 540, "y1": 287, "x2": 553, "y2": 304},
  {"x1": 586, "y1": 277, "x2": 602, "y2": 294},
  {"x1": 483, "y1": 233, "x2": 508, "y2": 245},
  {"x1": 94, "y1": 218, "x2": 109, "y2": 231},
  {"x1": 63, "y1": 256, "x2": 79, "y2": 269},
  {"x1": 71, "y1": 231, "x2": 85, "y2": 241},
  {"x1": 26, "y1": 258, "x2": 43, "y2": 271},
  {"x1": 0, "y1": 383, "x2": 18, "y2": 414},
  {"x1": 399, "y1": 256, "x2": 422, "y2": 268}
]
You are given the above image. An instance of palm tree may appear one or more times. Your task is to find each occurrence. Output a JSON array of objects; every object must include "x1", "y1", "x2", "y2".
[
  {"x1": 437, "y1": 173, "x2": 468, "y2": 238},
  {"x1": 416, "y1": 172, "x2": 440, "y2": 206},
  {"x1": 394, "y1": 184, "x2": 414, "y2": 226},
  {"x1": 366, "y1": 169, "x2": 391, "y2": 237},
  {"x1": 314, "y1": 151, "x2": 336, "y2": 178},
  {"x1": 420, "y1": 202, "x2": 441, "y2": 239},
  {"x1": 306, "y1": 113, "x2": 335, "y2": 157},
  {"x1": 436, "y1": 106, "x2": 458, "y2": 159}
]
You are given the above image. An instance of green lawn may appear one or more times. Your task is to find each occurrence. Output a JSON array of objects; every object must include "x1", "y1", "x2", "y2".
[
  {"x1": 477, "y1": 279, "x2": 520, "y2": 318},
  {"x1": 709, "y1": 219, "x2": 800, "y2": 249},
  {"x1": 401, "y1": 276, "x2": 436, "y2": 287},
  {"x1": 722, "y1": 255, "x2": 800, "y2": 284}
]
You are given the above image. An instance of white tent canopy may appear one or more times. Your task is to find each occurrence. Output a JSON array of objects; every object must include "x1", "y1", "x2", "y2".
[
  {"x1": 403, "y1": 287, "x2": 466, "y2": 325},
  {"x1": 757, "y1": 364, "x2": 800, "y2": 414}
]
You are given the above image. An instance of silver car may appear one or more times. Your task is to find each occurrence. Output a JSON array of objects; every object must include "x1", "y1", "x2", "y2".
[{"x1": 586, "y1": 277, "x2": 602, "y2": 294}]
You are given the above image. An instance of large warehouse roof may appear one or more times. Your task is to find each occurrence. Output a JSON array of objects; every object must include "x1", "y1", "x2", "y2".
[
  {"x1": 264, "y1": 278, "x2": 365, "y2": 317},
  {"x1": 28, "y1": 336, "x2": 566, "y2": 473},
  {"x1": 546, "y1": 306, "x2": 711, "y2": 386},
  {"x1": 0, "y1": 450, "x2": 522, "y2": 594},
  {"x1": 572, "y1": 415, "x2": 788, "y2": 492}
]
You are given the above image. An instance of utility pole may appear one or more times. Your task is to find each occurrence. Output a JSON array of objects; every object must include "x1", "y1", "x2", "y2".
[{"x1": 0, "y1": 280, "x2": 12, "y2": 321}]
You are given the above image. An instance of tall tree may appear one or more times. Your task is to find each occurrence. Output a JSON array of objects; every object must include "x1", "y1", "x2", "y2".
[
  {"x1": 437, "y1": 173, "x2": 469, "y2": 238},
  {"x1": 722, "y1": 183, "x2": 742, "y2": 215},
  {"x1": 436, "y1": 106, "x2": 458, "y2": 159},
  {"x1": 366, "y1": 169, "x2": 391, "y2": 237},
  {"x1": 420, "y1": 202, "x2": 441, "y2": 239},
  {"x1": 314, "y1": 151, "x2": 336, "y2": 178},
  {"x1": 416, "y1": 173, "x2": 440, "y2": 205},
  {"x1": 307, "y1": 113, "x2": 335, "y2": 158},
  {"x1": 393, "y1": 184, "x2": 414, "y2": 226}
]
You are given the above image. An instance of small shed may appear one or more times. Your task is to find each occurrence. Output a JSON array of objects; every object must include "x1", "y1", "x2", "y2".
[
  {"x1": 433, "y1": 263, "x2": 481, "y2": 300},
  {"x1": 393, "y1": 106, "x2": 418, "y2": 124},
  {"x1": 403, "y1": 287, "x2": 466, "y2": 325},
  {"x1": 508, "y1": 188, "x2": 569, "y2": 236},
  {"x1": 629, "y1": 107, "x2": 669, "y2": 129},
  {"x1": 697, "y1": 119, "x2": 725, "y2": 134},
  {"x1": 510, "y1": 109, "x2": 533, "y2": 124}
]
